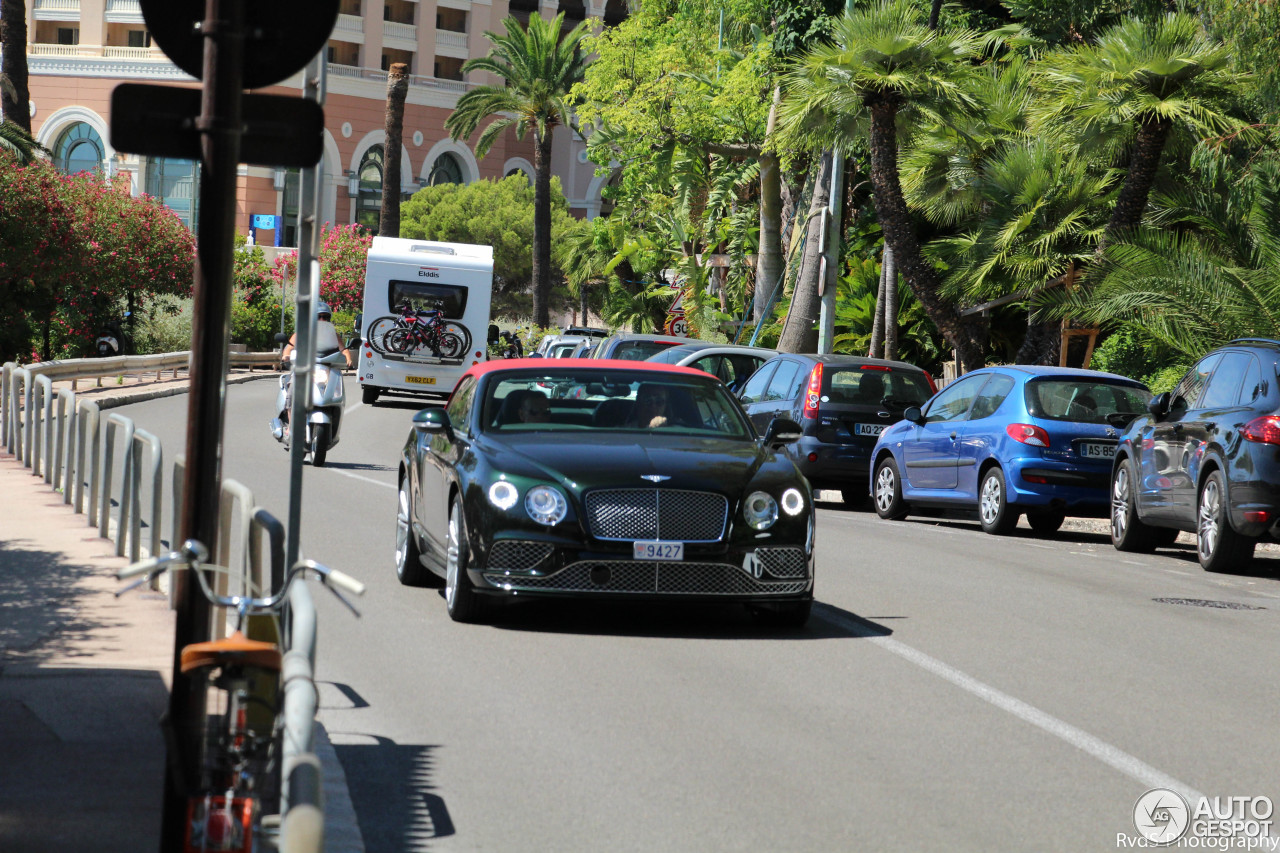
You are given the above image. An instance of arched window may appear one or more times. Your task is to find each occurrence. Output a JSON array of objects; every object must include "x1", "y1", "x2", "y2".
[
  {"x1": 427, "y1": 152, "x2": 464, "y2": 186},
  {"x1": 54, "y1": 122, "x2": 105, "y2": 175},
  {"x1": 357, "y1": 144, "x2": 383, "y2": 232},
  {"x1": 505, "y1": 167, "x2": 532, "y2": 186},
  {"x1": 145, "y1": 157, "x2": 199, "y2": 230}
]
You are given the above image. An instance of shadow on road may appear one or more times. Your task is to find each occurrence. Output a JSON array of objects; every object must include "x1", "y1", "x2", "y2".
[
  {"x1": 324, "y1": 461, "x2": 396, "y2": 473},
  {"x1": 469, "y1": 595, "x2": 895, "y2": 641},
  {"x1": 369, "y1": 398, "x2": 441, "y2": 412},
  {"x1": 332, "y1": 737, "x2": 453, "y2": 853}
]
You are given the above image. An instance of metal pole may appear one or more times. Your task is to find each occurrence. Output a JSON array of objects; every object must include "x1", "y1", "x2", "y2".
[
  {"x1": 817, "y1": 0, "x2": 855, "y2": 355},
  {"x1": 165, "y1": 0, "x2": 244, "y2": 848},
  {"x1": 285, "y1": 53, "x2": 326, "y2": 572}
]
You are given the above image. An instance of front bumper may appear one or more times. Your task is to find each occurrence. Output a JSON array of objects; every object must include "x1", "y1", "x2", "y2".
[{"x1": 472, "y1": 537, "x2": 814, "y2": 602}]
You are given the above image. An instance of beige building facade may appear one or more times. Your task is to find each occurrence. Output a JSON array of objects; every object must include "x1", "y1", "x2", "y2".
[{"x1": 14, "y1": 0, "x2": 626, "y2": 245}]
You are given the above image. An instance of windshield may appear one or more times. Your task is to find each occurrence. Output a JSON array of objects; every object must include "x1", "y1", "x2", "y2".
[
  {"x1": 1025, "y1": 379, "x2": 1149, "y2": 424},
  {"x1": 483, "y1": 370, "x2": 754, "y2": 439},
  {"x1": 610, "y1": 340, "x2": 681, "y2": 361}
]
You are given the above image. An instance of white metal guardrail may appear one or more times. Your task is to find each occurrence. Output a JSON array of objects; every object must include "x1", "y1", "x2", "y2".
[{"x1": 1, "y1": 355, "x2": 328, "y2": 850}]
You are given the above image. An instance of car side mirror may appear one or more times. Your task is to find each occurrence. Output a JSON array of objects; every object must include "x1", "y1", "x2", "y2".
[
  {"x1": 903, "y1": 405, "x2": 924, "y2": 424},
  {"x1": 764, "y1": 417, "x2": 803, "y2": 446},
  {"x1": 1147, "y1": 392, "x2": 1170, "y2": 419},
  {"x1": 413, "y1": 407, "x2": 453, "y2": 439}
]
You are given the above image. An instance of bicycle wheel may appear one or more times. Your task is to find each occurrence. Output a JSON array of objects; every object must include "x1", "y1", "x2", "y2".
[
  {"x1": 383, "y1": 327, "x2": 415, "y2": 356},
  {"x1": 441, "y1": 322, "x2": 472, "y2": 355},
  {"x1": 365, "y1": 316, "x2": 401, "y2": 356},
  {"x1": 436, "y1": 332, "x2": 464, "y2": 360}
]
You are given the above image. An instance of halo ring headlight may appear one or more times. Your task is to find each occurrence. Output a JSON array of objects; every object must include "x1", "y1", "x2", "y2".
[
  {"x1": 488, "y1": 481, "x2": 519, "y2": 511},
  {"x1": 526, "y1": 485, "x2": 568, "y2": 526},
  {"x1": 781, "y1": 488, "x2": 805, "y2": 516},
  {"x1": 744, "y1": 491, "x2": 779, "y2": 530}
]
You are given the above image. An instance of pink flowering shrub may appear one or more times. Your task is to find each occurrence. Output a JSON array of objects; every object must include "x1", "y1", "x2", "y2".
[
  {"x1": 267, "y1": 223, "x2": 372, "y2": 314},
  {"x1": 0, "y1": 153, "x2": 195, "y2": 361}
]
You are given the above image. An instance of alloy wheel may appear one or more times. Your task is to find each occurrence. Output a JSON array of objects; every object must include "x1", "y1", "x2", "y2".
[
  {"x1": 1111, "y1": 465, "x2": 1132, "y2": 543},
  {"x1": 446, "y1": 506, "x2": 461, "y2": 609},
  {"x1": 396, "y1": 484, "x2": 410, "y2": 571},
  {"x1": 979, "y1": 475, "x2": 1002, "y2": 525},
  {"x1": 874, "y1": 465, "x2": 896, "y2": 514},
  {"x1": 1197, "y1": 477, "x2": 1222, "y2": 563}
]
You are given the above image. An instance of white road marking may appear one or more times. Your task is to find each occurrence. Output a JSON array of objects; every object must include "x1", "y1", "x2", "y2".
[
  {"x1": 344, "y1": 400, "x2": 363, "y2": 415},
  {"x1": 327, "y1": 468, "x2": 395, "y2": 490},
  {"x1": 1120, "y1": 560, "x2": 1146, "y2": 566},
  {"x1": 816, "y1": 606, "x2": 1206, "y2": 804}
]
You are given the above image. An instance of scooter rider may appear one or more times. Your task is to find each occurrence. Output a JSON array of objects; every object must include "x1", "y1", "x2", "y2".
[{"x1": 279, "y1": 302, "x2": 352, "y2": 434}]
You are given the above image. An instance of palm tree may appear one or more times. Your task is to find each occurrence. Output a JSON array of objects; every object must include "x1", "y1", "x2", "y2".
[
  {"x1": 0, "y1": 119, "x2": 45, "y2": 163},
  {"x1": 1, "y1": 0, "x2": 32, "y2": 136},
  {"x1": 780, "y1": 0, "x2": 989, "y2": 371},
  {"x1": 446, "y1": 13, "x2": 590, "y2": 328},
  {"x1": 1035, "y1": 13, "x2": 1245, "y2": 247}
]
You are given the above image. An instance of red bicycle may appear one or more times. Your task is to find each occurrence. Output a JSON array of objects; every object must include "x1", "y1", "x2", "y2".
[{"x1": 369, "y1": 302, "x2": 469, "y2": 360}]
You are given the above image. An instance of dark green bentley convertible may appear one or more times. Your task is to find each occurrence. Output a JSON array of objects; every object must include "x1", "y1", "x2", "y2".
[{"x1": 396, "y1": 359, "x2": 816, "y2": 625}]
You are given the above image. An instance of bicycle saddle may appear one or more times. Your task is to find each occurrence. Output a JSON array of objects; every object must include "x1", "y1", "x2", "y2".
[{"x1": 180, "y1": 631, "x2": 283, "y2": 674}]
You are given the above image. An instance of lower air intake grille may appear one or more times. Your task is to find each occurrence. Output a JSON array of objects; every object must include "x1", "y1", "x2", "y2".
[
  {"x1": 754, "y1": 547, "x2": 808, "y2": 579},
  {"x1": 483, "y1": 560, "x2": 807, "y2": 596},
  {"x1": 486, "y1": 541, "x2": 554, "y2": 573}
]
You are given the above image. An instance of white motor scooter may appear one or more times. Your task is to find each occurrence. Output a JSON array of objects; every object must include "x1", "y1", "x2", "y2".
[{"x1": 269, "y1": 336, "x2": 347, "y2": 467}]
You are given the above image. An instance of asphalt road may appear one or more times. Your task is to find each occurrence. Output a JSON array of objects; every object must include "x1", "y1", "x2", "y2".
[{"x1": 116, "y1": 378, "x2": 1280, "y2": 852}]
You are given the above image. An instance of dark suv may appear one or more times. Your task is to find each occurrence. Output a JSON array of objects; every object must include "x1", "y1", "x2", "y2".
[
  {"x1": 738, "y1": 354, "x2": 935, "y2": 505},
  {"x1": 1110, "y1": 338, "x2": 1280, "y2": 572}
]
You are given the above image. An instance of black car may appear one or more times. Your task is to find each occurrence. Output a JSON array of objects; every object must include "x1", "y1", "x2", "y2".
[
  {"x1": 396, "y1": 359, "x2": 816, "y2": 625},
  {"x1": 738, "y1": 354, "x2": 936, "y2": 506},
  {"x1": 1111, "y1": 338, "x2": 1280, "y2": 572}
]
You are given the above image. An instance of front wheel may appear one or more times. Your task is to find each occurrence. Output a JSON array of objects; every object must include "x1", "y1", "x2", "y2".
[
  {"x1": 395, "y1": 478, "x2": 436, "y2": 586},
  {"x1": 310, "y1": 423, "x2": 329, "y2": 467},
  {"x1": 445, "y1": 497, "x2": 487, "y2": 622},
  {"x1": 1197, "y1": 469, "x2": 1255, "y2": 572},
  {"x1": 978, "y1": 468, "x2": 1018, "y2": 535},
  {"x1": 873, "y1": 457, "x2": 909, "y2": 520},
  {"x1": 1111, "y1": 459, "x2": 1160, "y2": 552}
]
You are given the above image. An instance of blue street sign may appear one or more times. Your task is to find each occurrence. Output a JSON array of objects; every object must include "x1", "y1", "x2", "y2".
[{"x1": 252, "y1": 214, "x2": 277, "y2": 229}]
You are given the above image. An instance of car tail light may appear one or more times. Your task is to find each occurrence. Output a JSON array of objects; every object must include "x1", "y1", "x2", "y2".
[
  {"x1": 860, "y1": 364, "x2": 890, "y2": 371},
  {"x1": 1006, "y1": 423, "x2": 1050, "y2": 447},
  {"x1": 1242, "y1": 415, "x2": 1280, "y2": 444},
  {"x1": 802, "y1": 363, "x2": 823, "y2": 419}
]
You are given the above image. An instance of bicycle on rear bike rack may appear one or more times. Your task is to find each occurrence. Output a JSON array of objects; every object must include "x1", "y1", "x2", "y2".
[
  {"x1": 365, "y1": 301, "x2": 472, "y2": 361},
  {"x1": 117, "y1": 540, "x2": 365, "y2": 853}
]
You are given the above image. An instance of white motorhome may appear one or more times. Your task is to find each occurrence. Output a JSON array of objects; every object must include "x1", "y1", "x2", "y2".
[{"x1": 356, "y1": 236, "x2": 493, "y2": 404}]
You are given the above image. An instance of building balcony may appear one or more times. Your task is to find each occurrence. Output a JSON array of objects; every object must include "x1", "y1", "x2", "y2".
[
  {"x1": 104, "y1": 0, "x2": 143, "y2": 24},
  {"x1": 29, "y1": 42, "x2": 166, "y2": 59},
  {"x1": 435, "y1": 29, "x2": 468, "y2": 58},
  {"x1": 333, "y1": 13, "x2": 365, "y2": 44},
  {"x1": 382, "y1": 20, "x2": 417, "y2": 51},
  {"x1": 32, "y1": 0, "x2": 80, "y2": 21},
  {"x1": 326, "y1": 62, "x2": 470, "y2": 94}
]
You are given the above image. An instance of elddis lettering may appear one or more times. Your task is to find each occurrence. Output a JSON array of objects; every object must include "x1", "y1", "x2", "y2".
[{"x1": 418, "y1": 270, "x2": 440, "y2": 278}]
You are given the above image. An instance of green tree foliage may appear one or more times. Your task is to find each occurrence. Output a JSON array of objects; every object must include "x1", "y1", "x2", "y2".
[
  {"x1": 400, "y1": 175, "x2": 575, "y2": 318},
  {"x1": 0, "y1": 154, "x2": 194, "y2": 362},
  {"x1": 446, "y1": 12, "x2": 590, "y2": 327}
]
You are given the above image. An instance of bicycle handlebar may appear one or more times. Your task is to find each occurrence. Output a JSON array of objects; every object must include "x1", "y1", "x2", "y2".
[{"x1": 116, "y1": 539, "x2": 364, "y2": 621}]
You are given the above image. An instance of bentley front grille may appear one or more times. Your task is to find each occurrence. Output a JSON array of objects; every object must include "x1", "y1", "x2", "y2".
[
  {"x1": 754, "y1": 547, "x2": 808, "y2": 579},
  {"x1": 584, "y1": 489, "x2": 728, "y2": 542},
  {"x1": 483, "y1": 560, "x2": 807, "y2": 596},
  {"x1": 486, "y1": 540, "x2": 554, "y2": 573}
]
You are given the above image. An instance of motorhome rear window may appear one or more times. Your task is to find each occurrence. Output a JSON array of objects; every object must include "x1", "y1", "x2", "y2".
[{"x1": 388, "y1": 281, "x2": 469, "y2": 318}]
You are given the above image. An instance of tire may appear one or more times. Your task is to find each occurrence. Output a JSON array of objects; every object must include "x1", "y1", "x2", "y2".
[
  {"x1": 1026, "y1": 509, "x2": 1065, "y2": 534},
  {"x1": 978, "y1": 468, "x2": 1018, "y2": 535},
  {"x1": 395, "y1": 477, "x2": 436, "y2": 586},
  {"x1": 445, "y1": 496, "x2": 487, "y2": 622},
  {"x1": 1197, "y1": 469, "x2": 1255, "y2": 572},
  {"x1": 310, "y1": 423, "x2": 329, "y2": 467},
  {"x1": 1111, "y1": 459, "x2": 1160, "y2": 552},
  {"x1": 362, "y1": 385, "x2": 380, "y2": 406},
  {"x1": 840, "y1": 488, "x2": 869, "y2": 509},
  {"x1": 873, "y1": 457, "x2": 909, "y2": 520},
  {"x1": 1153, "y1": 527, "x2": 1181, "y2": 549},
  {"x1": 435, "y1": 332, "x2": 464, "y2": 360},
  {"x1": 442, "y1": 322, "x2": 472, "y2": 355}
]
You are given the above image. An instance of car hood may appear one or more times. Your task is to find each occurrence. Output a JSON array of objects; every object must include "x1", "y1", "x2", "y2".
[{"x1": 480, "y1": 433, "x2": 780, "y2": 495}]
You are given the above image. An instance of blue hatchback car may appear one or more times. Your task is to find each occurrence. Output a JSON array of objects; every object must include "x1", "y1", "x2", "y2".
[{"x1": 869, "y1": 366, "x2": 1150, "y2": 534}]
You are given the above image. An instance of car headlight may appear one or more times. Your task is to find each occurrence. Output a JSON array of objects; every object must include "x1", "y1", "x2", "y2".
[
  {"x1": 744, "y1": 491, "x2": 778, "y2": 530},
  {"x1": 488, "y1": 480, "x2": 519, "y2": 511},
  {"x1": 781, "y1": 487, "x2": 805, "y2": 516},
  {"x1": 525, "y1": 485, "x2": 567, "y2": 526}
]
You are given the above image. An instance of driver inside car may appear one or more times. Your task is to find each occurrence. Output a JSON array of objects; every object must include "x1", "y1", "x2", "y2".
[{"x1": 627, "y1": 383, "x2": 680, "y2": 429}]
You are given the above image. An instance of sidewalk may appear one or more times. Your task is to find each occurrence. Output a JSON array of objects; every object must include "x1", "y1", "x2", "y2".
[
  {"x1": 0, "y1": 448, "x2": 173, "y2": 852},
  {"x1": 0, "y1": 371, "x2": 364, "y2": 852}
]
